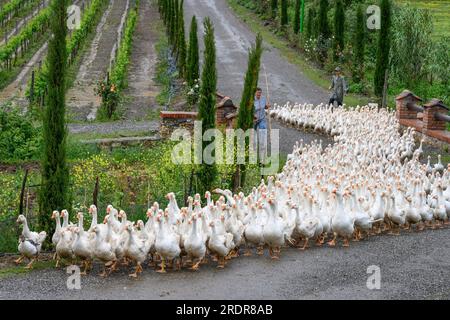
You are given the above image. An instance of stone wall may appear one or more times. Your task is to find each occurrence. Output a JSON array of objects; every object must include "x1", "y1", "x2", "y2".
[{"x1": 160, "y1": 111, "x2": 198, "y2": 139}]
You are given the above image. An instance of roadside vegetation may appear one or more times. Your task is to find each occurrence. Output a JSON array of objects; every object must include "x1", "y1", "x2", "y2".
[{"x1": 229, "y1": 0, "x2": 449, "y2": 107}]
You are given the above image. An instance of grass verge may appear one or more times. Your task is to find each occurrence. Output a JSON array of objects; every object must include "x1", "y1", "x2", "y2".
[{"x1": 0, "y1": 260, "x2": 54, "y2": 279}]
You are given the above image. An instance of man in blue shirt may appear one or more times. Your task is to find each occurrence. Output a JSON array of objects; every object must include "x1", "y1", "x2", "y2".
[{"x1": 254, "y1": 88, "x2": 271, "y2": 164}]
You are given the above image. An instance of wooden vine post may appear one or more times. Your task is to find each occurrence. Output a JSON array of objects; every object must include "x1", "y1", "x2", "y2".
[
  {"x1": 92, "y1": 176, "x2": 99, "y2": 208},
  {"x1": 19, "y1": 169, "x2": 29, "y2": 216}
]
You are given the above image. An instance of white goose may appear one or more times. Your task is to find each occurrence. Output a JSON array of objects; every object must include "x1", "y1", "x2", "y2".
[
  {"x1": 184, "y1": 213, "x2": 206, "y2": 270},
  {"x1": 15, "y1": 215, "x2": 47, "y2": 269},
  {"x1": 72, "y1": 212, "x2": 93, "y2": 274},
  {"x1": 154, "y1": 213, "x2": 181, "y2": 273}
]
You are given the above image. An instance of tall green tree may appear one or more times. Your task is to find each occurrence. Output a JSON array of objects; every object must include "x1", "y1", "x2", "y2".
[
  {"x1": 333, "y1": 0, "x2": 344, "y2": 60},
  {"x1": 306, "y1": 6, "x2": 315, "y2": 40},
  {"x1": 271, "y1": 0, "x2": 278, "y2": 19},
  {"x1": 237, "y1": 33, "x2": 263, "y2": 131},
  {"x1": 173, "y1": 0, "x2": 179, "y2": 49},
  {"x1": 391, "y1": 5, "x2": 432, "y2": 88},
  {"x1": 187, "y1": 15, "x2": 199, "y2": 87},
  {"x1": 197, "y1": 18, "x2": 217, "y2": 193},
  {"x1": 317, "y1": 0, "x2": 330, "y2": 64},
  {"x1": 318, "y1": 0, "x2": 330, "y2": 39},
  {"x1": 353, "y1": 4, "x2": 365, "y2": 83},
  {"x1": 374, "y1": 0, "x2": 391, "y2": 97},
  {"x1": 169, "y1": 0, "x2": 176, "y2": 46},
  {"x1": 280, "y1": 0, "x2": 288, "y2": 27},
  {"x1": 177, "y1": 0, "x2": 186, "y2": 77},
  {"x1": 39, "y1": 0, "x2": 70, "y2": 238},
  {"x1": 294, "y1": 0, "x2": 301, "y2": 35},
  {"x1": 235, "y1": 33, "x2": 263, "y2": 188}
]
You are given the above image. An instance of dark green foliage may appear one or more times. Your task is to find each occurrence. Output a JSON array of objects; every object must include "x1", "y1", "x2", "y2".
[
  {"x1": 177, "y1": 0, "x2": 186, "y2": 77},
  {"x1": 236, "y1": 33, "x2": 263, "y2": 188},
  {"x1": 353, "y1": 4, "x2": 365, "y2": 83},
  {"x1": 197, "y1": 18, "x2": 217, "y2": 193},
  {"x1": 159, "y1": 0, "x2": 188, "y2": 82},
  {"x1": 280, "y1": 0, "x2": 288, "y2": 26},
  {"x1": 0, "y1": 106, "x2": 42, "y2": 162},
  {"x1": 293, "y1": 0, "x2": 301, "y2": 34},
  {"x1": 237, "y1": 33, "x2": 263, "y2": 131},
  {"x1": 187, "y1": 15, "x2": 199, "y2": 86},
  {"x1": 306, "y1": 6, "x2": 315, "y2": 39},
  {"x1": 333, "y1": 0, "x2": 345, "y2": 60},
  {"x1": 317, "y1": 0, "x2": 330, "y2": 64},
  {"x1": 271, "y1": 0, "x2": 278, "y2": 19},
  {"x1": 318, "y1": 0, "x2": 330, "y2": 39},
  {"x1": 172, "y1": 0, "x2": 178, "y2": 47},
  {"x1": 374, "y1": 0, "x2": 391, "y2": 97},
  {"x1": 39, "y1": 0, "x2": 70, "y2": 238}
]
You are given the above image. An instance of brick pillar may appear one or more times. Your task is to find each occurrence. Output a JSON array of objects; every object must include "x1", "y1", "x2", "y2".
[
  {"x1": 423, "y1": 99, "x2": 449, "y2": 133},
  {"x1": 395, "y1": 90, "x2": 422, "y2": 120}
]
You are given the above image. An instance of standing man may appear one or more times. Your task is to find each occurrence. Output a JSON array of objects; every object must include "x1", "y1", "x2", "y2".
[
  {"x1": 254, "y1": 88, "x2": 270, "y2": 164},
  {"x1": 328, "y1": 67, "x2": 349, "y2": 107}
]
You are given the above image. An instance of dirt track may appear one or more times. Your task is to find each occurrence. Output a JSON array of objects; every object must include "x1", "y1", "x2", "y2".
[
  {"x1": 122, "y1": 0, "x2": 160, "y2": 120},
  {"x1": 66, "y1": 0, "x2": 129, "y2": 121}
]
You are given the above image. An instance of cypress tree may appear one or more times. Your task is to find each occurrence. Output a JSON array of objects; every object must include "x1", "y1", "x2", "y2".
[
  {"x1": 39, "y1": 0, "x2": 70, "y2": 238},
  {"x1": 333, "y1": 0, "x2": 345, "y2": 60},
  {"x1": 280, "y1": 0, "x2": 288, "y2": 27},
  {"x1": 169, "y1": 0, "x2": 176, "y2": 45},
  {"x1": 177, "y1": 0, "x2": 186, "y2": 77},
  {"x1": 353, "y1": 4, "x2": 365, "y2": 83},
  {"x1": 187, "y1": 15, "x2": 199, "y2": 87},
  {"x1": 374, "y1": 0, "x2": 391, "y2": 97},
  {"x1": 237, "y1": 34, "x2": 263, "y2": 132},
  {"x1": 235, "y1": 33, "x2": 263, "y2": 188},
  {"x1": 318, "y1": 0, "x2": 330, "y2": 39},
  {"x1": 197, "y1": 18, "x2": 217, "y2": 193},
  {"x1": 271, "y1": 0, "x2": 278, "y2": 19},
  {"x1": 294, "y1": 0, "x2": 301, "y2": 34},
  {"x1": 165, "y1": 0, "x2": 171, "y2": 29},
  {"x1": 317, "y1": 0, "x2": 330, "y2": 64},
  {"x1": 306, "y1": 6, "x2": 315, "y2": 40},
  {"x1": 173, "y1": 0, "x2": 179, "y2": 49}
]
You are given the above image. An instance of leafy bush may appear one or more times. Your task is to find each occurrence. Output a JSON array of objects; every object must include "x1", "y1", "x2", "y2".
[{"x1": 0, "y1": 105, "x2": 42, "y2": 162}]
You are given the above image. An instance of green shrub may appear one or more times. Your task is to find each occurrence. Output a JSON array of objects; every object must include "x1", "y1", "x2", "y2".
[{"x1": 0, "y1": 105, "x2": 42, "y2": 162}]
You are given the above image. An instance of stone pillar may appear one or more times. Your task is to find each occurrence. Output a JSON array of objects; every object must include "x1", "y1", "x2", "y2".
[
  {"x1": 216, "y1": 96, "x2": 236, "y2": 126},
  {"x1": 395, "y1": 90, "x2": 422, "y2": 120},
  {"x1": 423, "y1": 99, "x2": 449, "y2": 133}
]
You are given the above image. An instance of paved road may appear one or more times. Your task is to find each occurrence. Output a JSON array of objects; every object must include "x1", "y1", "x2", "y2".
[{"x1": 1, "y1": 0, "x2": 449, "y2": 300}]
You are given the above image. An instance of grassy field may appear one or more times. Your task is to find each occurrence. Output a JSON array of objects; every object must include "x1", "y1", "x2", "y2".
[{"x1": 397, "y1": 0, "x2": 450, "y2": 39}]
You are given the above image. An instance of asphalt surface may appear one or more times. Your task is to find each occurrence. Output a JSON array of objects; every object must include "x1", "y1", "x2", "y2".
[{"x1": 1, "y1": 0, "x2": 449, "y2": 300}]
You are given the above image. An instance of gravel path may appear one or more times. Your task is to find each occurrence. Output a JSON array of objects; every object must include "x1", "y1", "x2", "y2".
[
  {"x1": 66, "y1": 0, "x2": 129, "y2": 121},
  {"x1": 122, "y1": 0, "x2": 160, "y2": 120},
  {"x1": 1, "y1": 227, "x2": 449, "y2": 300},
  {"x1": 68, "y1": 120, "x2": 159, "y2": 135}
]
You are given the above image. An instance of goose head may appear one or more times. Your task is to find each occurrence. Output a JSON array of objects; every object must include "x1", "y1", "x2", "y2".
[
  {"x1": 16, "y1": 214, "x2": 26, "y2": 225},
  {"x1": 51, "y1": 210, "x2": 60, "y2": 220}
]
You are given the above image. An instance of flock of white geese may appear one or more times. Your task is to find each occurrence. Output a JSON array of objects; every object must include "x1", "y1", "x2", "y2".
[{"x1": 15, "y1": 103, "x2": 450, "y2": 277}]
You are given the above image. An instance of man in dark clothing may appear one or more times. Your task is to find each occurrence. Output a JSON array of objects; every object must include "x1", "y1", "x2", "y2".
[{"x1": 328, "y1": 67, "x2": 349, "y2": 107}]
